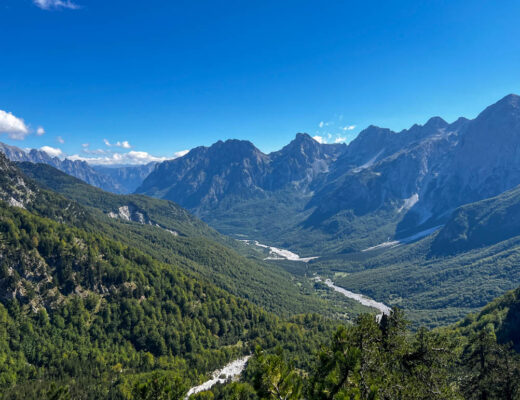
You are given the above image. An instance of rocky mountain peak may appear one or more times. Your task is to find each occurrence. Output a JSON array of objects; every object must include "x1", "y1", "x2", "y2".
[
  {"x1": 474, "y1": 93, "x2": 520, "y2": 123},
  {"x1": 423, "y1": 116, "x2": 448, "y2": 130},
  {"x1": 207, "y1": 139, "x2": 267, "y2": 163}
]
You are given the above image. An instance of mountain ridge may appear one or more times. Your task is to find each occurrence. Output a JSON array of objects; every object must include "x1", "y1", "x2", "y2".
[
  {"x1": 137, "y1": 94, "x2": 520, "y2": 255},
  {"x1": 0, "y1": 142, "x2": 155, "y2": 194}
]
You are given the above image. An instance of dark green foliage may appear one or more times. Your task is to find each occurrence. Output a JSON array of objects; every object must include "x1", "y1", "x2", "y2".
[
  {"x1": 203, "y1": 307, "x2": 520, "y2": 400},
  {"x1": 246, "y1": 348, "x2": 303, "y2": 400},
  {"x1": 232, "y1": 310, "x2": 461, "y2": 399},
  {"x1": 460, "y1": 328, "x2": 520, "y2": 400},
  {"x1": 0, "y1": 203, "x2": 335, "y2": 398},
  {"x1": 193, "y1": 382, "x2": 258, "y2": 400},
  {"x1": 17, "y1": 160, "x2": 373, "y2": 319},
  {"x1": 453, "y1": 286, "x2": 520, "y2": 351},
  {"x1": 131, "y1": 372, "x2": 188, "y2": 400}
]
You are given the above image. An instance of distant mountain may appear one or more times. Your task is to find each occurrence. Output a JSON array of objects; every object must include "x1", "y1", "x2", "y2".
[
  {"x1": 93, "y1": 163, "x2": 157, "y2": 193},
  {"x1": 307, "y1": 94, "x2": 520, "y2": 248},
  {"x1": 0, "y1": 142, "x2": 121, "y2": 192},
  {"x1": 0, "y1": 142, "x2": 155, "y2": 194},
  {"x1": 136, "y1": 94, "x2": 520, "y2": 256},
  {"x1": 137, "y1": 133, "x2": 346, "y2": 212}
]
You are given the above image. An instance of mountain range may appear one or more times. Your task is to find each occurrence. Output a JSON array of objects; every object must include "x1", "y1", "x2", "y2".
[
  {"x1": 2, "y1": 95, "x2": 520, "y2": 397},
  {"x1": 4, "y1": 94, "x2": 520, "y2": 258},
  {"x1": 5, "y1": 94, "x2": 519, "y2": 258},
  {"x1": 135, "y1": 94, "x2": 520, "y2": 255},
  {"x1": 0, "y1": 142, "x2": 156, "y2": 194},
  {"x1": 1, "y1": 147, "x2": 519, "y2": 398}
]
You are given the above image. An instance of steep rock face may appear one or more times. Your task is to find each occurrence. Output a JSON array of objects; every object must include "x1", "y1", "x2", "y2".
[
  {"x1": 0, "y1": 153, "x2": 88, "y2": 225},
  {"x1": 329, "y1": 117, "x2": 451, "y2": 178},
  {"x1": 309, "y1": 117, "x2": 463, "y2": 227},
  {"x1": 310, "y1": 94, "x2": 520, "y2": 237},
  {"x1": 138, "y1": 139, "x2": 270, "y2": 210},
  {"x1": 136, "y1": 134, "x2": 346, "y2": 211},
  {"x1": 266, "y1": 133, "x2": 345, "y2": 191},
  {"x1": 0, "y1": 152, "x2": 36, "y2": 208},
  {"x1": 421, "y1": 94, "x2": 520, "y2": 216}
]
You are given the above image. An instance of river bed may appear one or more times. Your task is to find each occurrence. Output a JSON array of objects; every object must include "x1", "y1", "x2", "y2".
[
  {"x1": 240, "y1": 239, "x2": 319, "y2": 262},
  {"x1": 185, "y1": 356, "x2": 251, "y2": 399},
  {"x1": 315, "y1": 276, "x2": 391, "y2": 319}
]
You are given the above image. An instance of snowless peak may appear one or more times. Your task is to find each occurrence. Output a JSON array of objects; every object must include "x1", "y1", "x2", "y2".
[
  {"x1": 477, "y1": 93, "x2": 520, "y2": 121},
  {"x1": 424, "y1": 116, "x2": 448, "y2": 129},
  {"x1": 499, "y1": 93, "x2": 520, "y2": 106},
  {"x1": 294, "y1": 132, "x2": 315, "y2": 142}
]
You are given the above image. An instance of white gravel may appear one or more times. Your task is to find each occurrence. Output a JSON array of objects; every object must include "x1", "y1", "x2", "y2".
[{"x1": 185, "y1": 356, "x2": 251, "y2": 399}]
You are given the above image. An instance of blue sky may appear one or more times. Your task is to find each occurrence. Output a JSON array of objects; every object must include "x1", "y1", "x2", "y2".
[{"x1": 1, "y1": 0, "x2": 519, "y2": 164}]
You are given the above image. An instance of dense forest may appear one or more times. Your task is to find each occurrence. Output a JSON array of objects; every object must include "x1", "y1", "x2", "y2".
[
  {"x1": 0, "y1": 202, "x2": 337, "y2": 398},
  {"x1": 1, "y1": 154, "x2": 520, "y2": 399},
  {"x1": 190, "y1": 297, "x2": 520, "y2": 400}
]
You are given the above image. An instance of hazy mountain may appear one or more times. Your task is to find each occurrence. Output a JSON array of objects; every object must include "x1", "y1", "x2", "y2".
[
  {"x1": 93, "y1": 163, "x2": 157, "y2": 193},
  {"x1": 0, "y1": 142, "x2": 155, "y2": 194},
  {"x1": 0, "y1": 142, "x2": 121, "y2": 192}
]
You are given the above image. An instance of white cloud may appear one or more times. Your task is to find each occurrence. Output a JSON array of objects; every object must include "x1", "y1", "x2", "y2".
[
  {"x1": 69, "y1": 149, "x2": 188, "y2": 166},
  {"x1": 0, "y1": 110, "x2": 29, "y2": 140},
  {"x1": 81, "y1": 143, "x2": 89, "y2": 148},
  {"x1": 83, "y1": 148, "x2": 107, "y2": 155},
  {"x1": 313, "y1": 134, "x2": 350, "y2": 144},
  {"x1": 173, "y1": 149, "x2": 189, "y2": 158},
  {"x1": 342, "y1": 125, "x2": 356, "y2": 131},
  {"x1": 116, "y1": 140, "x2": 131, "y2": 149},
  {"x1": 36, "y1": 126, "x2": 45, "y2": 136},
  {"x1": 57, "y1": 136, "x2": 65, "y2": 144},
  {"x1": 104, "y1": 139, "x2": 131, "y2": 149},
  {"x1": 33, "y1": 0, "x2": 79, "y2": 10},
  {"x1": 40, "y1": 146, "x2": 63, "y2": 158},
  {"x1": 318, "y1": 121, "x2": 333, "y2": 128}
]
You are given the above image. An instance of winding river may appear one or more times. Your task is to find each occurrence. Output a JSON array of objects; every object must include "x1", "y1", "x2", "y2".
[
  {"x1": 315, "y1": 276, "x2": 391, "y2": 319},
  {"x1": 184, "y1": 241, "x2": 391, "y2": 397},
  {"x1": 241, "y1": 238, "x2": 391, "y2": 318}
]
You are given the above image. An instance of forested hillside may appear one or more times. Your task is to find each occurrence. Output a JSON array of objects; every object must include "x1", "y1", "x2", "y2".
[
  {"x1": 16, "y1": 161, "x2": 370, "y2": 319},
  {"x1": 186, "y1": 301, "x2": 520, "y2": 400},
  {"x1": 1, "y1": 139, "x2": 520, "y2": 399},
  {"x1": 0, "y1": 153, "x2": 344, "y2": 398}
]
